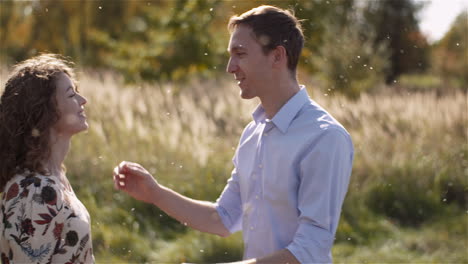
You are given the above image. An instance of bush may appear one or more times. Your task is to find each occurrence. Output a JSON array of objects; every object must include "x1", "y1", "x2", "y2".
[
  {"x1": 149, "y1": 231, "x2": 243, "y2": 263},
  {"x1": 313, "y1": 22, "x2": 389, "y2": 98},
  {"x1": 397, "y1": 74, "x2": 442, "y2": 92},
  {"x1": 366, "y1": 166, "x2": 442, "y2": 227},
  {"x1": 337, "y1": 195, "x2": 395, "y2": 245}
]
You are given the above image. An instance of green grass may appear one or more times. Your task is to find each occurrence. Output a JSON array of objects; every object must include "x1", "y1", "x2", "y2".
[
  {"x1": 398, "y1": 74, "x2": 443, "y2": 93},
  {"x1": 334, "y1": 212, "x2": 468, "y2": 263}
]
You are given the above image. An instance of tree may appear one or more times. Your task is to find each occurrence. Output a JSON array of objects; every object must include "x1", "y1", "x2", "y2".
[
  {"x1": 0, "y1": 0, "x2": 223, "y2": 82},
  {"x1": 314, "y1": 10, "x2": 390, "y2": 98},
  {"x1": 363, "y1": 0, "x2": 430, "y2": 83},
  {"x1": 432, "y1": 11, "x2": 467, "y2": 91}
]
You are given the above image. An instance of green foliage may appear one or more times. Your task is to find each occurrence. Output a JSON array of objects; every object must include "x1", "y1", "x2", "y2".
[
  {"x1": 0, "y1": 0, "x2": 225, "y2": 82},
  {"x1": 0, "y1": 0, "x2": 399, "y2": 97},
  {"x1": 366, "y1": 166, "x2": 442, "y2": 227},
  {"x1": 432, "y1": 11, "x2": 468, "y2": 92},
  {"x1": 363, "y1": 0, "x2": 430, "y2": 82},
  {"x1": 337, "y1": 194, "x2": 395, "y2": 245},
  {"x1": 334, "y1": 213, "x2": 468, "y2": 263},
  {"x1": 314, "y1": 22, "x2": 389, "y2": 98},
  {"x1": 397, "y1": 74, "x2": 443, "y2": 92},
  {"x1": 89, "y1": 0, "x2": 224, "y2": 82},
  {"x1": 283, "y1": 0, "x2": 357, "y2": 73},
  {"x1": 150, "y1": 231, "x2": 243, "y2": 262}
]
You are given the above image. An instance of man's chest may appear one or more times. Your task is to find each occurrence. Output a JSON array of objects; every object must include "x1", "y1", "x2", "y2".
[{"x1": 235, "y1": 123, "x2": 309, "y2": 204}]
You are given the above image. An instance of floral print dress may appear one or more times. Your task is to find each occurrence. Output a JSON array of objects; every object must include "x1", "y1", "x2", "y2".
[{"x1": 0, "y1": 172, "x2": 94, "y2": 264}]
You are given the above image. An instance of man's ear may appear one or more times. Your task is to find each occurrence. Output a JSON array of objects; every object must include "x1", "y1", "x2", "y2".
[{"x1": 272, "y1": 45, "x2": 287, "y2": 68}]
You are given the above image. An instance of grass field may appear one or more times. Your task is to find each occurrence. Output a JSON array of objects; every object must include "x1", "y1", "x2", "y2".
[{"x1": 1, "y1": 69, "x2": 467, "y2": 263}]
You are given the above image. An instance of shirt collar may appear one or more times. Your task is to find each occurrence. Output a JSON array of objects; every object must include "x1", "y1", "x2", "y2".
[{"x1": 252, "y1": 85, "x2": 310, "y2": 133}]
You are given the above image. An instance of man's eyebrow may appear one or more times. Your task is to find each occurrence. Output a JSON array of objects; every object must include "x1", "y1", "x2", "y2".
[{"x1": 227, "y1": 45, "x2": 247, "y2": 52}]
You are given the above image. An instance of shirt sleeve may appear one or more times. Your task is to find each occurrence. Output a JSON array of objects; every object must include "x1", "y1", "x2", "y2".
[
  {"x1": 1, "y1": 176, "x2": 92, "y2": 263},
  {"x1": 215, "y1": 159, "x2": 243, "y2": 234},
  {"x1": 286, "y1": 128, "x2": 354, "y2": 263}
]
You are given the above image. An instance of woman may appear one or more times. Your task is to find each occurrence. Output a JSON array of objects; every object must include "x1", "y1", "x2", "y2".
[{"x1": 0, "y1": 54, "x2": 94, "y2": 263}]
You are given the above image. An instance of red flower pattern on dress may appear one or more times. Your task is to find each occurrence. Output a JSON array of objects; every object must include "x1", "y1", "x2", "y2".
[
  {"x1": 1, "y1": 174, "x2": 94, "y2": 263},
  {"x1": 53, "y1": 222, "x2": 64, "y2": 240},
  {"x1": 5, "y1": 183, "x2": 19, "y2": 201},
  {"x1": 20, "y1": 219, "x2": 35, "y2": 236},
  {"x1": 1, "y1": 252, "x2": 10, "y2": 264}
]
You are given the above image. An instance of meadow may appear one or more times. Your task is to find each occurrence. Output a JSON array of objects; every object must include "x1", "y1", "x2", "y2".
[{"x1": 1, "y1": 69, "x2": 467, "y2": 263}]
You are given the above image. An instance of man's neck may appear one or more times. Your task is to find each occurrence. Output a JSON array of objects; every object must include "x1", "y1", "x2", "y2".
[{"x1": 259, "y1": 78, "x2": 301, "y2": 119}]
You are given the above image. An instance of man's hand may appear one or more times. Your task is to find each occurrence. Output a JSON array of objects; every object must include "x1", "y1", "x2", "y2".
[
  {"x1": 231, "y1": 249, "x2": 300, "y2": 264},
  {"x1": 113, "y1": 161, "x2": 230, "y2": 237},
  {"x1": 113, "y1": 161, "x2": 160, "y2": 204}
]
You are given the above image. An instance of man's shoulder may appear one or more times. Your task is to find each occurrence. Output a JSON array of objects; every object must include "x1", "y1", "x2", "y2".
[{"x1": 293, "y1": 100, "x2": 350, "y2": 137}]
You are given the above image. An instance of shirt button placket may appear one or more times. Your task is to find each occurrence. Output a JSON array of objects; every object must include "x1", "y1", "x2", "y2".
[
  {"x1": 250, "y1": 122, "x2": 267, "y2": 233},
  {"x1": 257, "y1": 163, "x2": 263, "y2": 200}
]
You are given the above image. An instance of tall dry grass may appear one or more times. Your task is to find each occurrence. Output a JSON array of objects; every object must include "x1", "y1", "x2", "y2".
[{"x1": 1, "y1": 69, "x2": 466, "y2": 262}]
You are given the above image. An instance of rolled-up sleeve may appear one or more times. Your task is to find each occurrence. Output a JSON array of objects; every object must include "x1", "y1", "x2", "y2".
[
  {"x1": 287, "y1": 128, "x2": 354, "y2": 263},
  {"x1": 215, "y1": 165, "x2": 243, "y2": 234}
]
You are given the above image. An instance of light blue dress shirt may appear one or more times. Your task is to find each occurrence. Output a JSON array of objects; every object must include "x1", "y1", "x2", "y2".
[{"x1": 215, "y1": 86, "x2": 354, "y2": 263}]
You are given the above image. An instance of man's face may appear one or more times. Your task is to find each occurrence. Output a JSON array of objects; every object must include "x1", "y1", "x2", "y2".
[{"x1": 226, "y1": 24, "x2": 274, "y2": 100}]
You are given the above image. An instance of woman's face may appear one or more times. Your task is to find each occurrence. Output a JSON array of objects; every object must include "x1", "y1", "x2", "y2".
[{"x1": 51, "y1": 72, "x2": 88, "y2": 136}]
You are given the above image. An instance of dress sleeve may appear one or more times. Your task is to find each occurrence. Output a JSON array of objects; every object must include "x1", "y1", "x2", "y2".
[
  {"x1": 59, "y1": 203, "x2": 94, "y2": 263},
  {"x1": 1, "y1": 175, "x2": 91, "y2": 263}
]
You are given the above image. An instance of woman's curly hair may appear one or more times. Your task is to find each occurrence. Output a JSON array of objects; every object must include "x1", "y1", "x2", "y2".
[{"x1": 0, "y1": 54, "x2": 77, "y2": 192}]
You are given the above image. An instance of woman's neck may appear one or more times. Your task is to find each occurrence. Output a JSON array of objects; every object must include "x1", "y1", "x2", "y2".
[{"x1": 45, "y1": 130, "x2": 71, "y2": 178}]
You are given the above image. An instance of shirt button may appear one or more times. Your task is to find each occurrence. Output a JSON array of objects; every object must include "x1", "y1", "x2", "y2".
[
  {"x1": 259, "y1": 164, "x2": 263, "y2": 169},
  {"x1": 264, "y1": 132, "x2": 268, "y2": 136},
  {"x1": 255, "y1": 195, "x2": 259, "y2": 200}
]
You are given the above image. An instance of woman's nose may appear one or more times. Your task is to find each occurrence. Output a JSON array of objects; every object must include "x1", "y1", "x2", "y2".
[{"x1": 79, "y1": 94, "x2": 87, "y2": 105}]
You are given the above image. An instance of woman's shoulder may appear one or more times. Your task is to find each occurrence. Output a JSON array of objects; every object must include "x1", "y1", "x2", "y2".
[{"x1": 2, "y1": 171, "x2": 64, "y2": 207}]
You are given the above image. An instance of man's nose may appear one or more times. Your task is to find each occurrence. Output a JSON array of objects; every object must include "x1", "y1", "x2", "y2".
[{"x1": 226, "y1": 57, "x2": 237, "y2": 74}]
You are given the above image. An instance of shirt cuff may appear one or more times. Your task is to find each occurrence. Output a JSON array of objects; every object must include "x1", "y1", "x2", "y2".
[
  {"x1": 286, "y1": 222, "x2": 334, "y2": 263},
  {"x1": 215, "y1": 204, "x2": 236, "y2": 234}
]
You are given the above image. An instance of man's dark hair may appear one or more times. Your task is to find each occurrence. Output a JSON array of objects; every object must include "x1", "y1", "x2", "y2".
[{"x1": 228, "y1": 5, "x2": 304, "y2": 73}]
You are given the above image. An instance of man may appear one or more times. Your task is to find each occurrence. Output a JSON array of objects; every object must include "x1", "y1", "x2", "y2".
[{"x1": 113, "y1": 5, "x2": 354, "y2": 263}]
